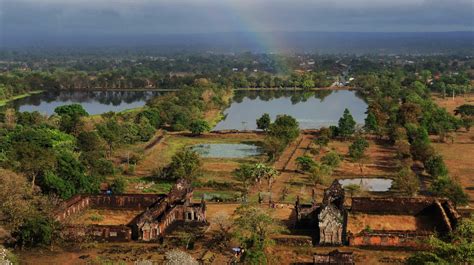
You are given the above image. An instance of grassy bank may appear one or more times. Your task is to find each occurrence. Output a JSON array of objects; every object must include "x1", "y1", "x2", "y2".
[{"x1": 0, "y1": 90, "x2": 44, "y2": 107}]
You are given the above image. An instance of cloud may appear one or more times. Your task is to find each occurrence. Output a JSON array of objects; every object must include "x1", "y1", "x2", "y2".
[{"x1": 0, "y1": 0, "x2": 472, "y2": 37}]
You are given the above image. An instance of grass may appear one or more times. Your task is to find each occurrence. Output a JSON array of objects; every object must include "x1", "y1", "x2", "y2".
[
  {"x1": 0, "y1": 90, "x2": 44, "y2": 106},
  {"x1": 431, "y1": 93, "x2": 474, "y2": 207},
  {"x1": 135, "y1": 133, "x2": 265, "y2": 176},
  {"x1": 193, "y1": 189, "x2": 241, "y2": 202},
  {"x1": 127, "y1": 177, "x2": 174, "y2": 193}
]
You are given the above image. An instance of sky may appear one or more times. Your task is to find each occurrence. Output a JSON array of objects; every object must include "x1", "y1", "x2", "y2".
[{"x1": 1, "y1": 0, "x2": 473, "y2": 36}]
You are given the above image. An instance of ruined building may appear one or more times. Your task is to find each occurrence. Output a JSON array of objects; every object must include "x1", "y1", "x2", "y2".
[
  {"x1": 54, "y1": 179, "x2": 206, "y2": 242},
  {"x1": 295, "y1": 180, "x2": 460, "y2": 248}
]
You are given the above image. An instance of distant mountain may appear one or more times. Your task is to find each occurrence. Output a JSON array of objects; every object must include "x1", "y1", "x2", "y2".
[{"x1": 2, "y1": 31, "x2": 473, "y2": 54}]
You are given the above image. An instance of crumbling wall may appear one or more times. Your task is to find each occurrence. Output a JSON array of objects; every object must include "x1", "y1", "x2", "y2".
[
  {"x1": 347, "y1": 230, "x2": 431, "y2": 249},
  {"x1": 54, "y1": 195, "x2": 90, "y2": 221},
  {"x1": 313, "y1": 250, "x2": 354, "y2": 265},
  {"x1": 62, "y1": 225, "x2": 132, "y2": 242},
  {"x1": 90, "y1": 194, "x2": 164, "y2": 210},
  {"x1": 351, "y1": 197, "x2": 441, "y2": 215}
]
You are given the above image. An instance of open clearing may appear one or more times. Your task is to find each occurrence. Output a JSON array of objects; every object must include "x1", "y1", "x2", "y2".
[
  {"x1": 432, "y1": 93, "x2": 474, "y2": 208},
  {"x1": 69, "y1": 209, "x2": 143, "y2": 226},
  {"x1": 347, "y1": 213, "x2": 435, "y2": 233}
]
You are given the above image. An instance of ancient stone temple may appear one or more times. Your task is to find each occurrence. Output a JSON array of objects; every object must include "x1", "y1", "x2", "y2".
[
  {"x1": 318, "y1": 180, "x2": 346, "y2": 245},
  {"x1": 54, "y1": 179, "x2": 206, "y2": 242},
  {"x1": 294, "y1": 178, "x2": 461, "y2": 249}
]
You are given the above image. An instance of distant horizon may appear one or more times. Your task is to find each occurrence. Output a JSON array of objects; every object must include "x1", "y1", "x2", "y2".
[{"x1": 2, "y1": 31, "x2": 473, "y2": 54}]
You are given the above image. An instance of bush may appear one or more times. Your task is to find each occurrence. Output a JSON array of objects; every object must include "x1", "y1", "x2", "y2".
[
  {"x1": 189, "y1": 119, "x2": 210, "y2": 135},
  {"x1": 424, "y1": 154, "x2": 449, "y2": 178},
  {"x1": 166, "y1": 149, "x2": 202, "y2": 180},
  {"x1": 430, "y1": 175, "x2": 469, "y2": 205},
  {"x1": 348, "y1": 137, "x2": 369, "y2": 161},
  {"x1": 393, "y1": 167, "x2": 420, "y2": 196},
  {"x1": 321, "y1": 151, "x2": 341, "y2": 168},
  {"x1": 111, "y1": 177, "x2": 126, "y2": 194},
  {"x1": 13, "y1": 216, "x2": 58, "y2": 248},
  {"x1": 295, "y1": 155, "x2": 316, "y2": 172}
]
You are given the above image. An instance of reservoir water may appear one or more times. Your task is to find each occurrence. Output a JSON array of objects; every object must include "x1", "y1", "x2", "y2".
[
  {"x1": 214, "y1": 90, "x2": 367, "y2": 130},
  {"x1": 10, "y1": 90, "x2": 164, "y2": 115},
  {"x1": 191, "y1": 143, "x2": 263, "y2": 158}
]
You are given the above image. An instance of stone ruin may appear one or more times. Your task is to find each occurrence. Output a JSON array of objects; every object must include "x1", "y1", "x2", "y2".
[
  {"x1": 54, "y1": 179, "x2": 206, "y2": 242},
  {"x1": 295, "y1": 180, "x2": 461, "y2": 248},
  {"x1": 318, "y1": 180, "x2": 346, "y2": 245},
  {"x1": 313, "y1": 250, "x2": 355, "y2": 265}
]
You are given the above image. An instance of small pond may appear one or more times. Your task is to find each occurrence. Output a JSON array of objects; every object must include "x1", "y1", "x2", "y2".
[
  {"x1": 214, "y1": 90, "x2": 367, "y2": 130},
  {"x1": 191, "y1": 143, "x2": 263, "y2": 158},
  {"x1": 9, "y1": 90, "x2": 165, "y2": 115},
  {"x1": 338, "y1": 178, "x2": 393, "y2": 192}
]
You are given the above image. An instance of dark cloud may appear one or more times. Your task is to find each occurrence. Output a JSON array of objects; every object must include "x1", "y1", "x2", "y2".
[{"x1": 0, "y1": 0, "x2": 472, "y2": 45}]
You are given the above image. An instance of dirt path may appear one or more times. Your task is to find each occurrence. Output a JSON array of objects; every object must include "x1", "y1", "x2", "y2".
[{"x1": 268, "y1": 133, "x2": 314, "y2": 202}]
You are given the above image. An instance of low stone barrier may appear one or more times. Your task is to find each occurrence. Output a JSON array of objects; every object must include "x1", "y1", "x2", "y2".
[{"x1": 347, "y1": 230, "x2": 431, "y2": 249}]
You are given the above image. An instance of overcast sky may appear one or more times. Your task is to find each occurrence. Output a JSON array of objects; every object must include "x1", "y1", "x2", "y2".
[{"x1": 0, "y1": 0, "x2": 473, "y2": 36}]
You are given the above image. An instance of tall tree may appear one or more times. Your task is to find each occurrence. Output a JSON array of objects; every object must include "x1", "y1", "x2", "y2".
[
  {"x1": 338, "y1": 108, "x2": 356, "y2": 139},
  {"x1": 256, "y1": 113, "x2": 271, "y2": 131}
]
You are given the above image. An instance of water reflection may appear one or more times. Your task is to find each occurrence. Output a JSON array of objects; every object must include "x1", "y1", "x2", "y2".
[
  {"x1": 338, "y1": 178, "x2": 393, "y2": 192},
  {"x1": 10, "y1": 90, "x2": 165, "y2": 115},
  {"x1": 215, "y1": 90, "x2": 367, "y2": 130},
  {"x1": 191, "y1": 143, "x2": 263, "y2": 158}
]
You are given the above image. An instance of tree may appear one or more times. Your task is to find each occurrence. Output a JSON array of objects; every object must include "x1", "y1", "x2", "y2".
[
  {"x1": 407, "y1": 216, "x2": 474, "y2": 265},
  {"x1": 308, "y1": 163, "x2": 332, "y2": 188},
  {"x1": 268, "y1": 115, "x2": 299, "y2": 144},
  {"x1": 338, "y1": 108, "x2": 356, "y2": 139},
  {"x1": 454, "y1": 104, "x2": 474, "y2": 117},
  {"x1": 321, "y1": 151, "x2": 341, "y2": 168},
  {"x1": 262, "y1": 136, "x2": 286, "y2": 161},
  {"x1": 252, "y1": 163, "x2": 278, "y2": 191},
  {"x1": 97, "y1": 118, "x2": 123, "y2": 156},
  {"x1": 233, "y1": 205, "x2": 285, "y2": 265},
  {"x1": 189, "y1": 119, "x2": 210, "y2": 136},
  {"x1": 430, "y1": 175, "x2": 469, "y2": 205},
  {"x1": 348, "y1": 137, "x2": 369, "y2": 172},
  {"x1": 393, "y1": 167, "x2": 420, "y2": 196},
  {"x1": 234, "y1": 163, "x2": 256, "y2": 200},
  {"x1": 348, "y1": 137, "x2": 369, "y2": 161},
  {"x1": 296, "y1": 155, "x2": 316, "y2": 172},
  {"x1": 424, "y1": 154, "x2": 449, "y2": 178},
  {"x1": 364, "y1": 111, "x2": 379, "y2": 134},
  {"x1": 256, "y1": 113, "x2": 271, "y2": 131},
  {"x1": 0, "y1": 169, "x2": 50, "y2": 233},
  {"x1": 137, "y1": 117, "x2": 156, "y2": 141},
  {"x1": 302, "y1": 78, "x2": 315, "y2": 89},
  {"x1": 210, "y1": 212, "x2": 232, "y2": 243},
  {"x1": 111, "y1": 177, "x2": 126, "y2": 194},
  {"x1": 12, "y1": 216, "x2": 58, "y2": 248},
  {"x1": 164, "y1": 249, "x2": 198, "y2": 265},
  {"x1": 314, "y1": 136, "x2": 329, "y2": 150},
  {"x1": 11, "y1": 142, "x2": 56, "y2": 189},
  {"x1": 54, "y1": 104, "x2": 89, "y2": 135},
  {"x1": 167, "y1": 149, "x2": 202, "y2": 180},
  {"x1": 344, "y1": 184, "x2": 361, "y2": 199},
  {"x1": 77, "y1": 131, "x2": 105, "y2": 152}
]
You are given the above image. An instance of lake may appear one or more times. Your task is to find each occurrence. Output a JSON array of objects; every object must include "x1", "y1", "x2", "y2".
[
  {"x1": 338, "y1": 178, "x2": 393, "y2": 192},
  {"x1": 214, "y1": 90, "x2": 367, "y2": 130},
  {"x1": 191, "y1": 143, "x2": 263, "y2": 158},
  {"x1": 10, "y1": 90, "x2": 165, "y2": 115}
]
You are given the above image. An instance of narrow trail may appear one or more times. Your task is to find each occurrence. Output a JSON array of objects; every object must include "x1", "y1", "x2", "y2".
[{"x1": 269, "y1": 132, "x2": 314, "y2": 202}]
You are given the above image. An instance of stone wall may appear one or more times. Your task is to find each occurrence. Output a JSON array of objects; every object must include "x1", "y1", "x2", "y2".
[
  {"x1": 54, "y1": 194, "x2": 164, "y2": 222},
  {"x1": 347, "y1": 230, "x2": 431, "y2": 249},
  {"x1": 62, "y1": 225, "x2": 132, "y2": 242},
  {"x1": 89, "y1": 194, "x2": 164, "y2": 210},
  {"x1": 351, "y1": 197, "x2": 444, "y2": 215},
  {"x1": 54, "y1": 195, "x2": 90, "y2": 222},
  {"x1": 313, "y1": 250, "x2": 354, "y2": 265}
]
